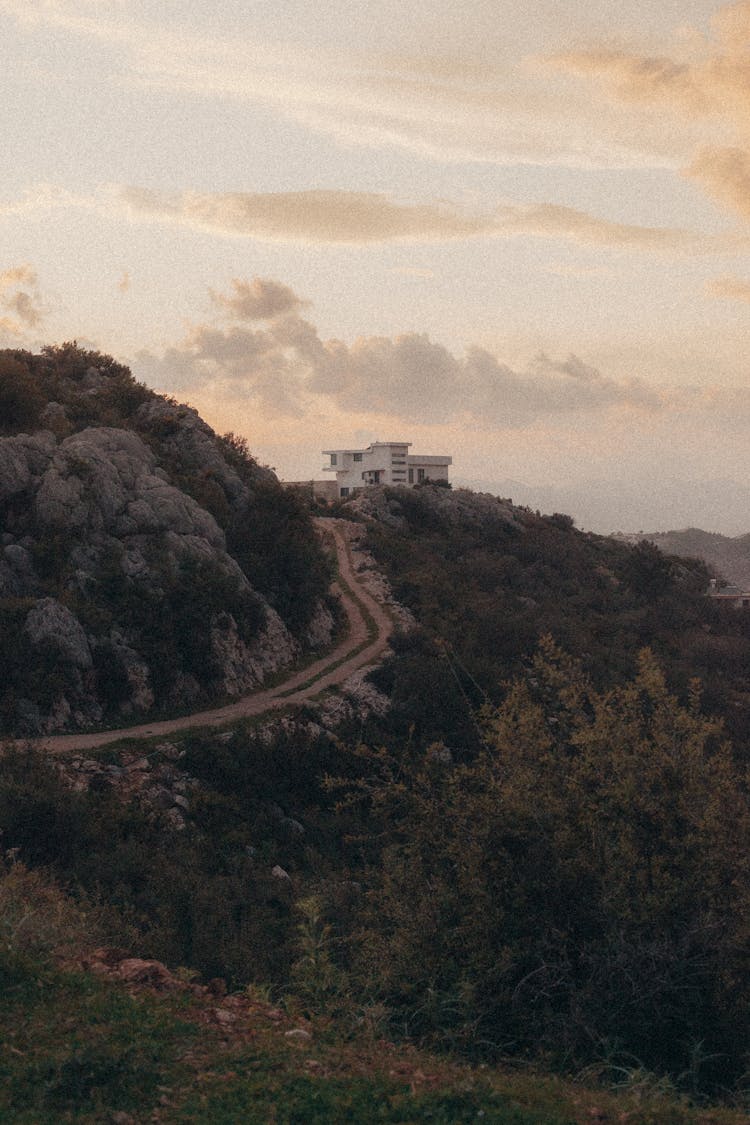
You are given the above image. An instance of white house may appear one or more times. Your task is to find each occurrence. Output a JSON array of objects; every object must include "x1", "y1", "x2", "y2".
[
  {"x1": 707, "y1": 579, "x2": 750, "y2": 607},
  {"x1": 322, "y1": 441, "x2": 452, "y2": 498}
]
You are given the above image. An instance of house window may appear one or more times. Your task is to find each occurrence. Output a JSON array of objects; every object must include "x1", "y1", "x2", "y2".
[
  {"x1": 330, "y1": 454, "x2": 337, "y2": 465},
  {"x1": 353, "y1": 452, "x2": 363, "y2": 462},
  {"x1": 408, "y1": 468, "x2": 414, "y2": 483},
  {"x1": 417, "y1": 468, "x2": 425, "y2": 482},
  {"x1": 340, "y1": 486, "x2": 349, "y2": 497}
]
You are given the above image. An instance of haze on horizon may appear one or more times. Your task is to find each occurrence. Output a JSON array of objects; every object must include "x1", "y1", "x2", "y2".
[{"x1": 2, "y1": 0, "x2": 750, "y2": 534}]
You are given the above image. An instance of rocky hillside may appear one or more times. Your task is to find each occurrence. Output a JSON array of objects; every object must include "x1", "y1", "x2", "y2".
[{"x1": 0, "y1": 344, "x2": 334, "y2": 735}]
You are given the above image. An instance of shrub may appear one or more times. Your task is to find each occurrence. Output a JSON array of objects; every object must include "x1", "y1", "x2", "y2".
[
  {"x1": 0, "y1": 856, "x2": 102, "y2": 986},
  {"x1": 344, "y1": 642, "x2": 750, "y2": 1090},
  {"x1": 0, "y1": 356, "x2": 44, "y2": 433}
]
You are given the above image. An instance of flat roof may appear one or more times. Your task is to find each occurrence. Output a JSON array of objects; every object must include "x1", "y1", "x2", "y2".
[{"x1": 322, "y1": 441, "x2": 412, "y2": 454}]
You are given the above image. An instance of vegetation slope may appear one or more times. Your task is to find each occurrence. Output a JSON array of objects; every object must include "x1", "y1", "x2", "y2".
[{"x1": 4, "y1": 446, "x2": 750, "y2": 1116}]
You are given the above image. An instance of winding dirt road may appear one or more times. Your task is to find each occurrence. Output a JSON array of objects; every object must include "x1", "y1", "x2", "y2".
[{"x1": 33, "y1": 519, "x2": 393, "y2": 753}]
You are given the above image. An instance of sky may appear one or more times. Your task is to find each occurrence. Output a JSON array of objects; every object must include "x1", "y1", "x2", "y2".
[{"x1": 3, "y1": 0, "x2": 750, "y2": 532}]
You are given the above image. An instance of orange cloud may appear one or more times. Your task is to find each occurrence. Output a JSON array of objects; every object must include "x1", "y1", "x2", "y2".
[
  {"x1": 0, "y1": 264, "x2": 45, "y2": 334},
  {"x1": 547, "y1": 2, "x2": 750, "y2": 219},
  {"x1": 549, "y1": 2, "x2": 750, "y2": 125},
  {"x1": 706, "y1": 274, "x2": 750, "y2": 303},
  {"x1": 117, "y1": 185, "x2": 703, "y2": 251},
  {"x1": 687, "y1": 146, "x2": 750, "y2": 220}
]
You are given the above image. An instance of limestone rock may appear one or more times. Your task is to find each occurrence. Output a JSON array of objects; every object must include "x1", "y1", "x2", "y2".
[
  {"x1": 34, "y1": 427, "x2": 225, "y2": 548},
  {"x1": 246, "y1": 605, "x2": 301, "y2": 682},
  {"x1": 0, "y1": 354, "x2": 332, "y2": 733},
  {"x1": 303, "y1": 598, "x2": 335, "y2": 649},
  {"x1": 0, "y1": 431, "x2": 56, "y2": 503},
  {"x1": 116, "y1": 958, "x2": 175, "y2": 988},
  {"x1": 24, "y1": 598, "x2": 92, "y2": 670}
]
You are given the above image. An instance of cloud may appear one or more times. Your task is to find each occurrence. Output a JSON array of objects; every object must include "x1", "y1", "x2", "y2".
[
  {"x1": 0, "y1": 183, "x2": 84, "y2": 218},
  {"x1": 5, "y1": 179, "x2": 747, "y2": 254},
  {"x1": 118, "y1": 186, "x2": 496, "y2": 244},
  {"x1": 546, "y1": 2, "x2": 750, "y2": 218},
  {"x1": 116, "y1": 185, "x2": 722, "y2": 252},
  {"x1": 210, "y1": 278, "x2": 307, "y2": 320},
  {"x1": 0, "y1": 0, "x2": 704, "y2": 169},
  {"x1": 389, "y1": 267, "x2": 436, "y2": 279},
  {"x1": 0, "y1": 264, "x2": 45, "y2": 335},
  {"x1": 706, "y1": 274, "x2": 750, "y2": 303},
  {"x1": 547, "y1": 48, "x2": 712, "y2": 118},
  {"x1": 135, "y1": 276, "x2": 664, "y2": 427},
  {"x1": 687, "y1": 146, "x2": 750, "y2": 220},
  {"x1": 547, "y1": 2, "x2": 750, "y2": 124}
]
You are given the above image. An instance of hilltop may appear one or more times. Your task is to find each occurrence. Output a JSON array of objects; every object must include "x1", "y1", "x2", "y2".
[
  {"x1": 350, "y1": 483, "x2": 750, "y2": 750},
  {"x1": 0, "y1": 345, "x2": 333, "y2": 735}
]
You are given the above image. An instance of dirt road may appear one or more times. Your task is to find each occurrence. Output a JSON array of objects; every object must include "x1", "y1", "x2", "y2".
[{"x1": 33, "y1": 519, "x2": 392, "y2": 753}]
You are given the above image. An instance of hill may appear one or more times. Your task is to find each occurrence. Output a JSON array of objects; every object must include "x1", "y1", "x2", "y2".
[
  {"x1": 5, "y1": 450, "x2": 750, "y2": 1112},
  {"x1": 351, "y1": 484, "x2": 750, "y2": 750},
  {"x1": 455, "y1": 475, "x2": 750, "y2": 537},
  {"x1": 636, "y1": 528, "x2": 750, "y2": 589},
  {"x1": 0, "y1": 345, "x2": 333, "y2": 735}
]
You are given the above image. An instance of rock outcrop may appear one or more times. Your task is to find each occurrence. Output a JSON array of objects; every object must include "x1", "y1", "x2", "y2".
[{"x1": 0, "y1": 346, "x2": 334, "y2": 734}]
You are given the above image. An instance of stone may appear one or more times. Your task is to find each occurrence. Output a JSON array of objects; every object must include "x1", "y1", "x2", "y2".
[
  {"x1": 24, "y1": 598, "x2": 92, "y2": 670},
  {"x1": 271, "y1": 865, "x2": 291, "y2": 881},
  {"x1": 116, "y1": 958, "x2": 174, "y2": 988},
  {"x1": 126, "y1": 757, "x2": 150, "y2": 771},
  {"x1": 281, "y1": 817, "x2": 305, "y2": 836},
  {"x1": 155, "y1": 741, "x2": 181, "y2": 760},
  {"x1": 0, "y1": 561, "x2": 23, "y2": 597},
  {"x1": 4, "y1": 544, "x2": 34, "y2": 573},
  {"x1": 0, "y1": 432, "x2": 56, "y2": 504},
  {"x1": 284, "y1": 1028, "x2": 312, "y2": 1041},
  {"x1": 303, "y1": 599, "x2": 335, "y2": 649},
  {"x1": 213, "y1": 1008, "x2": 236, "y2": 1026},
  {"x1": 15, "y1": 698, "x2": 41, "y2": 736}
]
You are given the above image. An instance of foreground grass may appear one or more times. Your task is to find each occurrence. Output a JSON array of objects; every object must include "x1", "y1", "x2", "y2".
[{"x1": 2, "y1": 959, "x2": 747, "y2": 1125}]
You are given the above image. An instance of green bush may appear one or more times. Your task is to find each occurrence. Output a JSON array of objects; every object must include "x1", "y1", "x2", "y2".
[
  {"x1": 343, "y1": 642, "x2": 750, "y2": 1090},
  {"x1": 0, "y1": 356, "x2": 45, "y2": 433}
]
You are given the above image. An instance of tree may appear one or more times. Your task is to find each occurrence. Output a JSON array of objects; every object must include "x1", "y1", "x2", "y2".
[
  {"x1": 346, "y1": 639, "x2": 750, "y2": 1087},
  {"x1": 0, "y1": 356, "x2": 44, "y2": 433}
]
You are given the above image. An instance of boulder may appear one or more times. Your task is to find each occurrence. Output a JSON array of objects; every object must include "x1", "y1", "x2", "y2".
[
  {"x1": 0, "y1": 431, "x2": 56, "y2": 502},
  {"x1": 24, "y1": 598, "x2": 92, "y2": 670}
]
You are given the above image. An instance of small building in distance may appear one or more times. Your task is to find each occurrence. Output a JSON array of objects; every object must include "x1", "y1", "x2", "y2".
[
  {"x1": 707, "y1": 578, "x2": 750, "y2": 607},
  {"x1": 322, "y1": 441, "x2": 452, "y2": 498}
]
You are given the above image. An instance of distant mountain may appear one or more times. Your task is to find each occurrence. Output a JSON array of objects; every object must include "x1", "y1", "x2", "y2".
[
  {"x1": 454, "y1": 475, "x2": 750, "y2": 537},
  {"x1": 638, "y1": 529, "x2": 750, "y2": 589}
]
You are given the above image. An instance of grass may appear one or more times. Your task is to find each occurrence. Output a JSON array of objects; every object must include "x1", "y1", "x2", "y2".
[
  {"x1": 1, "y1": 969, "x2": 196, "y2": 1123},
  {"x1": 2, "y1": 948, "x2": 748, "y2": 1124}
]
